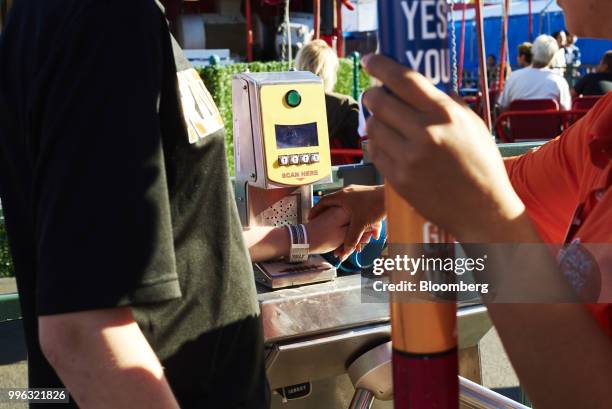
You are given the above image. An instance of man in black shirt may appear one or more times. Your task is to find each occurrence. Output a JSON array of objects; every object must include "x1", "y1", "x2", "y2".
[
  {"x1": 0, "y1": 1, "x2": 269, "y2": 408},
  {"x1": 572, "y1": 50, "x2": 612, "y2": 97}
]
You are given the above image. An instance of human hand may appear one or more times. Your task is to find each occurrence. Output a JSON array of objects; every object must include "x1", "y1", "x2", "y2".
[
  {"x1": 309, "y1": 185, "x2": 385, "y2": 260},
  {"x1": 305, "y1": 206, "x2": 350, "y2": 255},
  {"x1": 361, "y1": 54, "x2": 530, "y2": 242}
]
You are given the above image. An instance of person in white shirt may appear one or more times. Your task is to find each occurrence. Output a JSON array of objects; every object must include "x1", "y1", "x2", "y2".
[
  {"x1": 498, "y1": 34, "x2": 572, "y2": 111},
  {"x1": 550, "y1": 30, "x2": 568, "y2": 76}
]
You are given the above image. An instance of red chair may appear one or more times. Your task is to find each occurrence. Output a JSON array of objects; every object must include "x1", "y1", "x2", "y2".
[
  {"x1": 330, "y1": 138, "x2": 363, "y2": 165},
  {"x1": 502, "y1": 99, "x2": 562, "y2": 142},
  {"x1": 572, "y1": 95, "x2": 601, "y2": 111},
  {"x1": 567, "y1": 96, "x2": 601, "y2": 124}
]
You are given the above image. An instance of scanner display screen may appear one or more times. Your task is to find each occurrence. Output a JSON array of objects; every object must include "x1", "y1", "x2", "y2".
[{"x1": 275, "y1": 122, "x2": 318, "y2": 149}]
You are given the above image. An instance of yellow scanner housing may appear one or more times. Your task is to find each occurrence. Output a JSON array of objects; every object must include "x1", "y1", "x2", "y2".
[{"x1": 232, "y1": 71, "x2": 332, "y2": 189}]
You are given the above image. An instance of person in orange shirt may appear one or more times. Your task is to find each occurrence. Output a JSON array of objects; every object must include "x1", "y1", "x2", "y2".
[{"x1": 311, "y1": 0, "x2": 612, "y2": 407}]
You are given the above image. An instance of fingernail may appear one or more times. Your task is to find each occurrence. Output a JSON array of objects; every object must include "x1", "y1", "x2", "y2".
[{"x1": 361, "y1": 53, "x2": 374, "y2": 68}]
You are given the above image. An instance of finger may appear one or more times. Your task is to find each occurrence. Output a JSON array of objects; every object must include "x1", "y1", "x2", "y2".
[
  {"x1": 367, "y1": 136, "x2": 399, "y2": 182},
  {"x1": 373, "y1": 228, "x2": 381, "y2": 241},
  {"x1": 371, "y1": 221, "x2": 383, "y2": 240},
  {"x1": 361, "y1": 53, "x2": 448, "y2": 112},
  {"x1": 359, "y1": 233, "x2": 373, "y2": 246},
  {"x1": 309, "y1": 194, "x2": 341, "y2": 220},
  {"x1": 362, "y1": 87, "x2": 423, "y2": 139},
  {"x1": 341, "y1": 221, "x2": 367, "y2": 260},
  {"x1": 450, "y1": 93, "x2": 487, "y2": 124},
  {"x1": 450, "y1": 93, "x2": 469, "y2": 108},
  {"x1": 366, "y1": 118, "x2": 414, "y2": 172}
]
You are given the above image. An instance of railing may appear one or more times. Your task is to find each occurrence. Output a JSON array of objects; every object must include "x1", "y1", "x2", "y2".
[
  {"x1": 460, "y1": 376, "x2": 531, "y2": 409},
  {"x1": 330, "y1": 148, "x2": 364, "y2": 164}
]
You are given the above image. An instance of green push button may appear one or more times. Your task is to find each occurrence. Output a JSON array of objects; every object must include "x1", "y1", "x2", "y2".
[{"x1": 285, "y1": 90, "x2": 302, "y2": 107}]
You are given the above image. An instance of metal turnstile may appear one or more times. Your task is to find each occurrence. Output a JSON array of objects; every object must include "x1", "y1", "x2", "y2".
[{"x1": 258, "y1": 274, "x2": 493, "y2": 408}]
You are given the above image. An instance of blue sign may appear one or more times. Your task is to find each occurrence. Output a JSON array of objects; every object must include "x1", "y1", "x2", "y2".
[{"x1": 378, "y1": 0, "x2": 451, "y2": 92}]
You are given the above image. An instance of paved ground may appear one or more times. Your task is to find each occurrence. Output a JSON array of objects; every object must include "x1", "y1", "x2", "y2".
[
  {"x1": 480, "y1": 327, "x2": 523, "y2": 402},
  {"x1": 0, "y1": 277, "x2": 523, "y2": 406},
  {"x1": 0, "y1": 278, "x2": 16, "y2": 294},
  {"x1": 0, "y1": 277, "x2": 27, "y2": 404}
]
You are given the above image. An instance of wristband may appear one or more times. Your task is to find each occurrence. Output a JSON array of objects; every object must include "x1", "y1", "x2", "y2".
[{"x1": 286, "y1": 224, "x2": 309, "y2": 263}]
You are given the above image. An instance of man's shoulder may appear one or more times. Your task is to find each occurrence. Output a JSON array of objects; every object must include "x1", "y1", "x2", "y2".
[
  {"x1": 526, "y1": 68, "x2": 567, "y2": 87},
  {"x1": 506, "y1": 68, "x2": 540, "y2": 85},
  {"x1": 590, "y1": 72, "x2": 612, "y2": 81},
  {"x1": 326, "y1": 92, "x2": 358, "y2": 105},
  {"x1": 325, "y1": 92, "x2": 359, "y2": 113}
]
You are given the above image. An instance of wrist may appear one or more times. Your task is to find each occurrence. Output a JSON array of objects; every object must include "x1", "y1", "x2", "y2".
[{"x1": 286, "y1": 224, "x2": 310, "y2": 262}]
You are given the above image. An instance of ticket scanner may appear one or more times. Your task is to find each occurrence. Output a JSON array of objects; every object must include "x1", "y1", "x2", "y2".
[{"x1": 233, "y1": 71, "x2": 337, "y2": 288}]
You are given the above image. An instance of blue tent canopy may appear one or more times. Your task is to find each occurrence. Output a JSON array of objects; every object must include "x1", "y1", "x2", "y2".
[{"x1": 452, "y1": 1, "x2": 612, "y2": 71}]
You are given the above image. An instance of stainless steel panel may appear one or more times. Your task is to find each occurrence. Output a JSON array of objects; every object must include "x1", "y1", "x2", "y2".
[
  {"x1": 258, "y1": 275, "x2": 388, "y2": 343},
  {"x1": 257, "y1": 274, "x2": 492, "y2": 347},
  {"x1": 240, "y1": 71, "x2": 322, "y2": 87},
  {"x1": 266, "y1": 324, "x2": 390, "y2": 389},
  {"x1": 263, "y1": 307, "x2": 491, "y2": 390},
  {"x1": 246, "y1": 184, "x2": 311, "y2": 227},
  {"x1": 269, "y1": 374, "x2": 393, "y2": 409},
  {"x1": 232, "y1": 76, "x2": 257, "y2": 185}
]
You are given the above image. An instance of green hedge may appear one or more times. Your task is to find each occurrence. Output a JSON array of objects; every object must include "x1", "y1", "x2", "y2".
[
  {"x1": 198, "y1": 58, "x2": 371, "y2": 172},
  {"x1": 0, "y1": 60, "x2": 371, "y2": 279}
]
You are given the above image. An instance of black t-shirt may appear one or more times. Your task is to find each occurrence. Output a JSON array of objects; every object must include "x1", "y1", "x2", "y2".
[
  {"x1": 573, "y1": 72, "x2": 612, "y2": 96},
  {"x1": 0, "y1": 1, "x2": 268, "y2": 408},
  {"x1": 325, "y1": 92, "x2": 360, "y2": 149}
]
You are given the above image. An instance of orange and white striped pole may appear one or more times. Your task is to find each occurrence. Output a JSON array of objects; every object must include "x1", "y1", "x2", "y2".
[{"x1": 377, "y1": 1, "x2": 459, "y2": 407}]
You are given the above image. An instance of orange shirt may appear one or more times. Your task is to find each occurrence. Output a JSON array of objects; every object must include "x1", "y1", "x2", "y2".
[{"x1": 505, "y1": 92, "x2": 612, "y2": 337}]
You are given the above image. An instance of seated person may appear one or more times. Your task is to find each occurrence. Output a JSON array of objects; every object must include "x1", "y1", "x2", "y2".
[
  {"x1": 517, "y1": 42, "x2": 533, "y2": 68},
  {"x1": 295, "y1": 40, "x2": 361, "y2": 160},
  {"x1": 498, "y1": 35, "x2": 571, "y2": 111},
  {"x1": 572, "y1": 50, "x2": 612, "y2": 98}
]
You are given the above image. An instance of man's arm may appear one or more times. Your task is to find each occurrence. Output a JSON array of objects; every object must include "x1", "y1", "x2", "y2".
[
  {"x1": 358, "y1": 54, "x2": 612, "y2": 409},
  {"x1": 39, "y1": 308, "x2": 180, "y2": 409},
  {"x1": 32, "y1": 4, "x2": 184, "y2": 407},
  {"x1": 473, "y1": 223, "x2": 612, "y2": 409}
]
